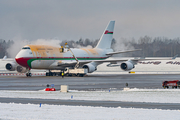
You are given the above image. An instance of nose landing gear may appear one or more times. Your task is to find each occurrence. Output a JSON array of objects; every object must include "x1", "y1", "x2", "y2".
[
  {"x1": 26, "y1": 73, "x2": 32, "y2": 77},
  {"x1": 26, "y1": 69, "x2": 32, "y2": 77}
]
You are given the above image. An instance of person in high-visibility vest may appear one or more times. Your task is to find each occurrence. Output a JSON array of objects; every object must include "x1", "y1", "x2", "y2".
[{"x1": 61, "y1": 72, "x2": 64, "y2": 78}]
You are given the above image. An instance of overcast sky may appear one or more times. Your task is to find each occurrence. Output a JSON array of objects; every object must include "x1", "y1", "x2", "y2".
[{"x1": 1, "y1": 0, "x2": 180, "y2": 41}]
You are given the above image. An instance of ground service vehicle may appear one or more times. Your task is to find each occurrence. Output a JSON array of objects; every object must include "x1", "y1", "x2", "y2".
[{"x1": 162, "y1": 80, "x2": 180, "y2": 89}]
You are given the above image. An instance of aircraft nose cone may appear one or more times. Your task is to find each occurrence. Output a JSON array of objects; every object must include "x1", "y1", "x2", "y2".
[{"x1": 15, "y1": 57, "x2": 30, "y2": 68}]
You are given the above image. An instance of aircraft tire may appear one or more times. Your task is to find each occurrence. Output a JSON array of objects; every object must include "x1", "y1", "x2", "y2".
[
  {"x1": 46, "y1": 73, "x2": 49, "y2": 76},
  {"x1": 26, "y1": 73, "x2": 32, "y2": 77}
]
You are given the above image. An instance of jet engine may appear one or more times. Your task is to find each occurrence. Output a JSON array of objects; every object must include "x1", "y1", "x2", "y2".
[
  {"x1": 6, "y1": 62, "x2": 28, "y2": 73},
  {"x1": 5, "y1": 62, "x2": 17, "y2": 71},
  {"x1": 82, "y1": 63, "x2": 97, "y2": 73},
  {"x1": 120, "y1": 61, "x2": 135, "y2": 71},
  {"x1": 16, "y1": 66, "x2": 28, "y2": 73}
]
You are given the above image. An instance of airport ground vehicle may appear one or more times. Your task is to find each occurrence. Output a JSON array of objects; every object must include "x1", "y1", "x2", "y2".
[
  {"x1": 162, "y1": 80, "x2": 180, "y2": 89},
  {"x1": 46, "y1": 68, "x2": 88, "y2": 77}
]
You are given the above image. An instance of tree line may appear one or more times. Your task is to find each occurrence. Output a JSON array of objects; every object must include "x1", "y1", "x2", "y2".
[
  {"x1": 1, "y1": 36, "x2": 180, "y2": 58},
  {"x1": 0, "y1": 39, "x2": 14, "y2": 58}
]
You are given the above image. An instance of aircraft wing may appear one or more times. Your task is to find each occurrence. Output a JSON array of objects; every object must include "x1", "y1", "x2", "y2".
[
  {"x1": 106, "y1": 49, "x2": 141, "y2": 56},
  {"x1": 91, "y1": 55, "x2": 178, "y2": 64},
  {"x1": 1, "y1": 56, "x2": 15, "y2": 61},
  {"x1": 50, "y1": 55, "x2": 177, "y2": 69},
  {"x1": 1, "y1": 59, "x2": 15, "y2": 61}
]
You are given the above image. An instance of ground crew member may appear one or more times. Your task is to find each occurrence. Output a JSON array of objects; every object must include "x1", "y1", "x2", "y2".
[
  {"x1": 62, "y1": 72, "x2": 64, "y2": 78},
  {"x1": 61, "y1": 46, "x2": 64, "y2": 52}
]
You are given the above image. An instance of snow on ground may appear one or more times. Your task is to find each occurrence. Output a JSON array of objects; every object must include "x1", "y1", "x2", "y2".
[
  {"x1": 1, "y1": 88, "x2": 180, "y2": 103},
  {"x1": 0, "y1": 103, "x2": 180, "y2": 120}
]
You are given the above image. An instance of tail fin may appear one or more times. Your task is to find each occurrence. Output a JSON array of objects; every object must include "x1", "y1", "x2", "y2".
[{"x1": 95, "y1": 21, "x2": 115, "y2": 49}]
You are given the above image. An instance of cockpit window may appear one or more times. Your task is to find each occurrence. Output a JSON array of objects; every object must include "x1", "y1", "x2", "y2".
[{"x1": 22, "y1": 47, "x2": 30, "y2": 49}]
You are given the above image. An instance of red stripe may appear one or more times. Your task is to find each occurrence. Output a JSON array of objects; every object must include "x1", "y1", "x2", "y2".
[{"x1": 104, "y1": 30, "x2": 113, "y2": 34}]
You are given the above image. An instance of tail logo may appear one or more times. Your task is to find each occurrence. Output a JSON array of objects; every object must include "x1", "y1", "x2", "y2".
[{"x1": 104, "y1": 30, "x2": 113, "y2": 34}]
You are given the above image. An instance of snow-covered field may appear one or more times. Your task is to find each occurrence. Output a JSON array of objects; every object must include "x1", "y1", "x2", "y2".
[
  {"x1": 1, "y1": 88, "x2": 180, "y2": 119},
  {"x1": 1, "y1": 103, "x2": 180, "y2": 120},
  {"x1": 1, "y1": 58, "x2": 180, "y2": 119},
  {"x1": 1, "y1": 88, "x2": 180, "y2": 103}
]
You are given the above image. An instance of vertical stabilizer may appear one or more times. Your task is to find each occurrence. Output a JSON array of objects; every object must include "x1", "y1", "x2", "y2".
[{"x1": 95, "y1": 21, "x2": 115, "y2": 49}]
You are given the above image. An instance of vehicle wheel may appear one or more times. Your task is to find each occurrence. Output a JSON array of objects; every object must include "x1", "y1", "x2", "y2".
[
  {"x1": 175, "y1": 86, "x2": 177, "y2": 89},
  {"x1": 29, "y1": 73, "x2": 32, "y2": 77},
  {"x1": 163, "y1": 86, "x2": 166, "y2": 89},
  {"x1": 49, "y1": 72, "x2": 53, "y2": 76},
  {"x1": 57, "y1": 73, "x2": 61, "y2": 76},
  {"x1": 167, "y1": 86, "x2": 169, "y2": 89},
  {"x1": 53, "y1": 73, "x2": 56, "y2": 76},
  {"x1": 79, "y1": 74, "x2": 84, "y2": 77},
  {"x1": 68, "y1": 74, "x2": 72, "y2": 77},
  {"x1": 26, "y1": 73, "x2": 29, "y2": 77}
]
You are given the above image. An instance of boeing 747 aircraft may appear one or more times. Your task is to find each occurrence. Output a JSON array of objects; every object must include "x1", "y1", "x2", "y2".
[{"x1": 5, "y1": 21, "x2": 175, "y2": 77}]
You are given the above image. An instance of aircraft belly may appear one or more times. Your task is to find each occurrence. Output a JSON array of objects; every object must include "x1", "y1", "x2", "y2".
[{"x1": 31, "y1": 60, "x2": 54, "y2": 69}]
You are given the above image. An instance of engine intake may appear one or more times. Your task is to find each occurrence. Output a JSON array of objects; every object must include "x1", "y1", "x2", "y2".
[
  {"x1": 6, "y1": 62, "x2": 17, "y2": 71},
  {"x1": 82, "y1": 63, "x2": 97, "y2": 73},
  {"x1": 17, "y1": 66, "x2": 28, "y2": 73},
  {"x1": 6, "y1": 62, "x2": 27, "y2": 73},
  {"x1": 120, "y1": 61, "x2": 134, "y2": 71}
]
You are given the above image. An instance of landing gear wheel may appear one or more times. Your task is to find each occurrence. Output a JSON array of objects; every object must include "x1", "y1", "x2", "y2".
[
  {"x1": 26, "y1": 73, "x2": 32, "y2": 77},
  {"x1": 46, "y1": 73, "x2": 49, "y2": 76}
]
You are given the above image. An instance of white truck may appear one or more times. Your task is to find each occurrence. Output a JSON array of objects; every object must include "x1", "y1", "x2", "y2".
[{"x1": 64, "y1": 68, "x2": 88, "y2": 77}]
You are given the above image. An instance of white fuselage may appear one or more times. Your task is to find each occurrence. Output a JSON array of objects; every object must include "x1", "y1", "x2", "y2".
[{"x1": 15, "y1": 45, "x2": 112, "y2": 70}]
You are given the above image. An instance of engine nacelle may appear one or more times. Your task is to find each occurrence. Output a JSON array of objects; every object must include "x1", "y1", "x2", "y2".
[
  {"x1": 82, "y1": 63, "x2": 97, "y2": 73},
  {"x1": 120, "y1": 61, "x2": 135, "y2": 71},
  {"x1": 6, "y1": 62, "x2": 28, "y2": 73},
  {"x1": 17, "y1": 66, "x2": 28, "y2": 73},
  {"x1": 5, "y1": 62, "x2": 17, "y2": 71}
]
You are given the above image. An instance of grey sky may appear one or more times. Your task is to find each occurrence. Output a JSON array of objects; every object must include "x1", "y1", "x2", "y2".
[{"x1": 1, "y1": 0, "x2": 180, "y2": 41}]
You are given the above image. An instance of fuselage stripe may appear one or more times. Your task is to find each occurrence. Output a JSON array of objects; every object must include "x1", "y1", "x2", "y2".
[{"x1": 16, "y1": 57, "x2": 108, "y2": 68}]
